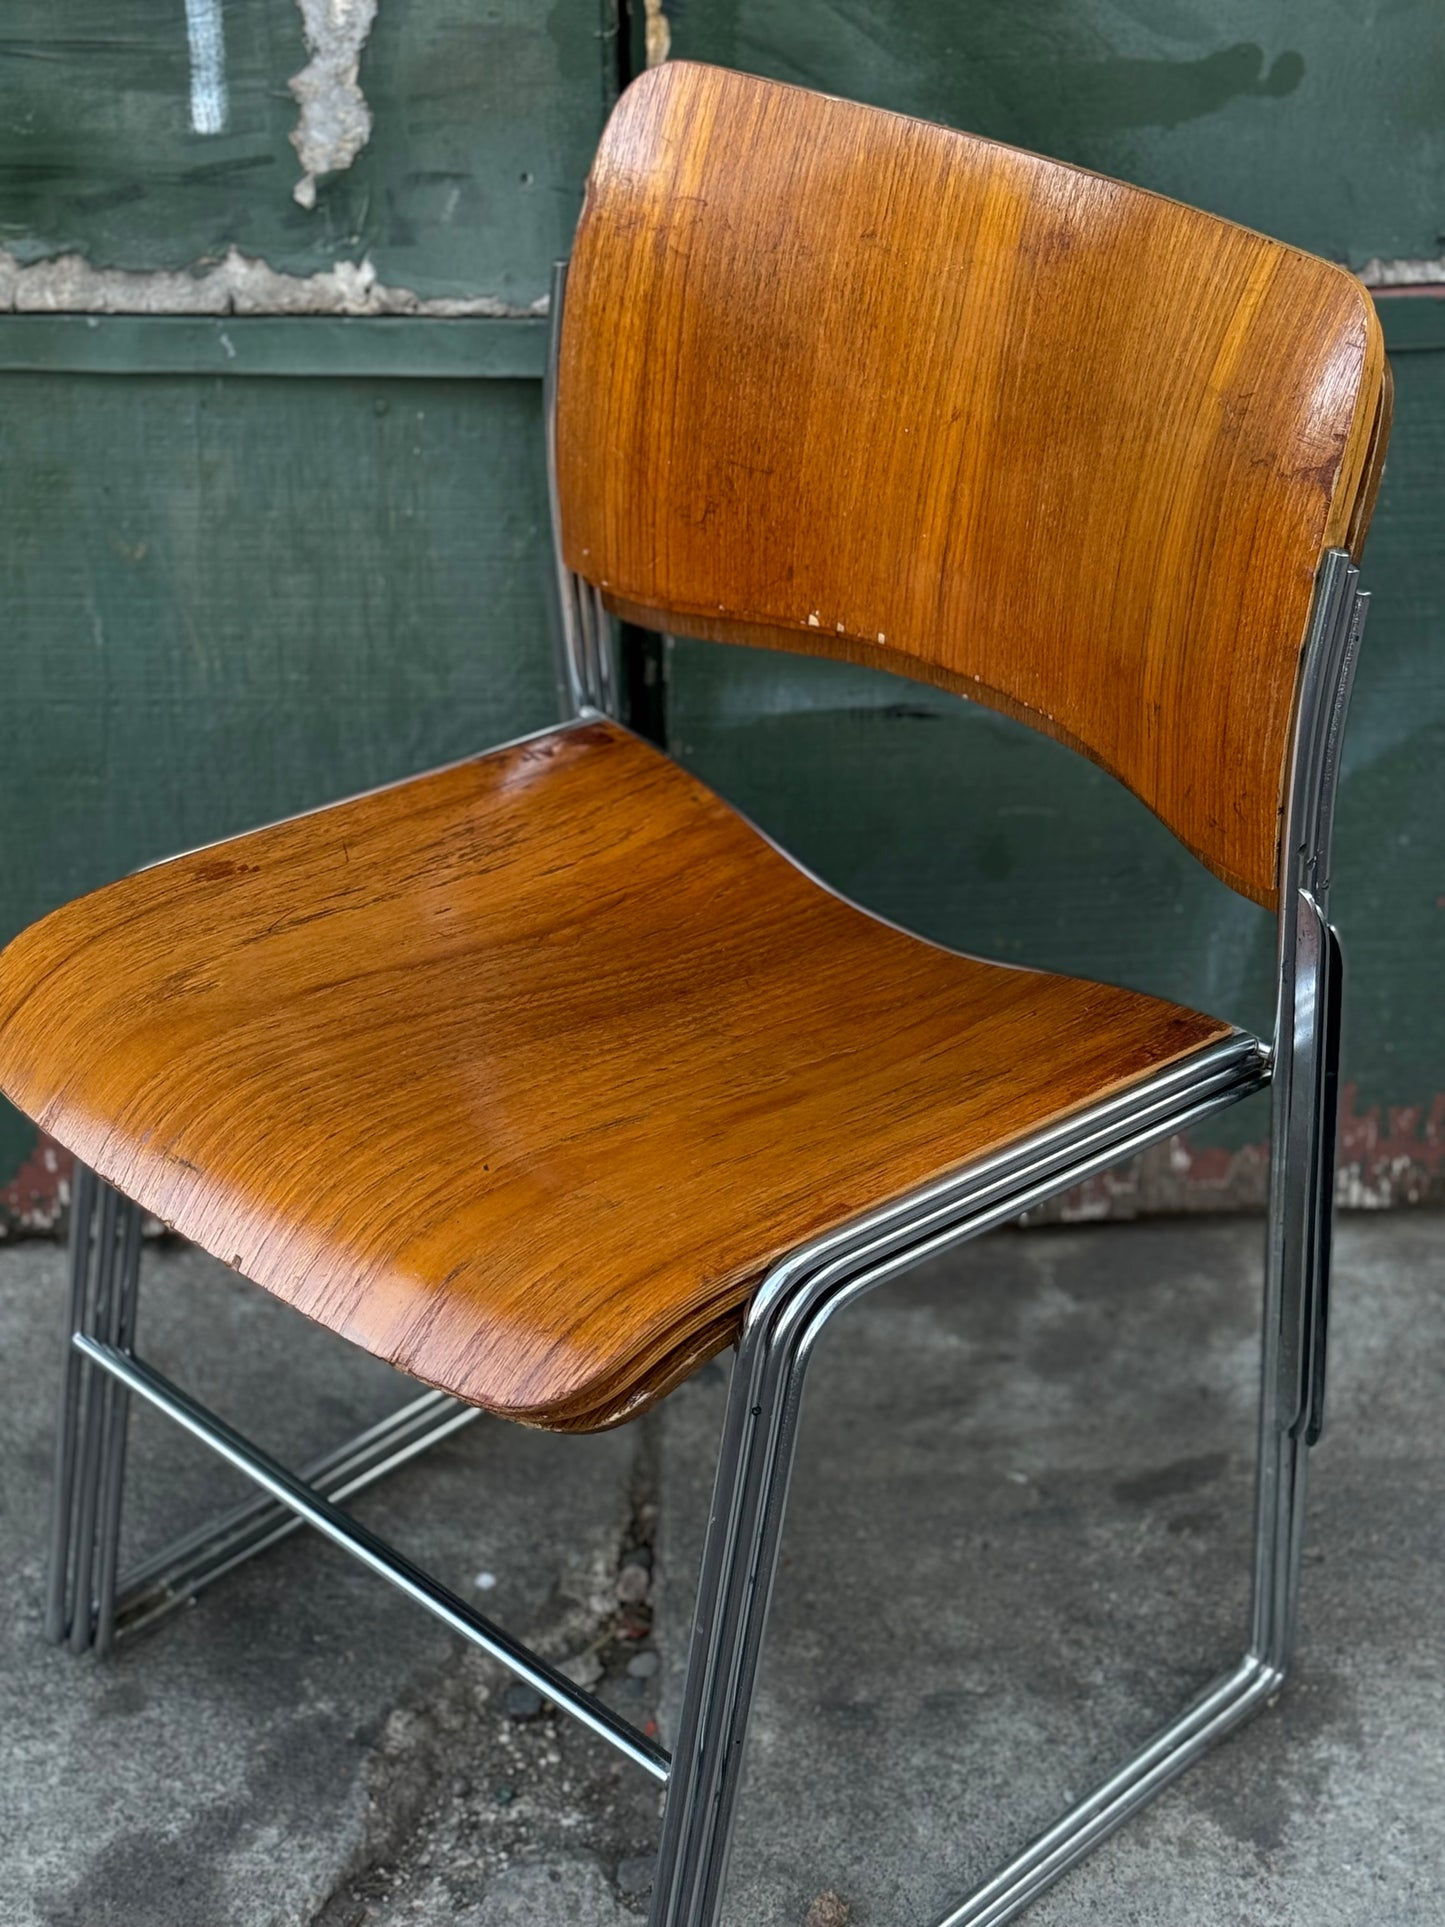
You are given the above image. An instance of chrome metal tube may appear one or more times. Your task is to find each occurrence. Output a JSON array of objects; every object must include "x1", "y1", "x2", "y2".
[
  {"x1": 44, "y1": 1163, "x2": 97, "y2": 1644},
  {"x1": 74, "y1": 1336, "x2": 671, "y2": 1787},
  {"x1": 545, "y1": 259, "x2": 593, "y2": 720},
  {"x1": 651, "y1": 1037, "x2": 1269, "y2": 1927},
  {"x1": 1252, "y1": 550, "x2": 1364, "y2": 1675},
  {"x1": 114, "y1": 1390, "x2": 479, "y2": 1639},
  {"x1": 933, "y1": 1657, "x2": 1281, "y2": 1927},
  {"x1": 68, "y1": 1183, "x2": 120, "y2": 1653},
  {"x1": 92, "y1": 1198, "x2": 143, "y2": 1654}
]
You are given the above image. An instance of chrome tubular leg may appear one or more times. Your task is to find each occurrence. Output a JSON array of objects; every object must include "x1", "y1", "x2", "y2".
[
  {"x1": 66, "y1": 1181, "x2": 120, "y2": 1653},
  {"x1": 44, "y1": 1163, "x2": 97, "y2": 1644},
  {"x1": 649, "y1": 1317, "x2": 813, "y2": 1927},
  {"x1": 93, "y1": 1198, "x2": 143, "y2": 1656},
  {"x1": 53, "y1": 1175, "x2": 143, "y2": 1655},
  {"x1": 1250, "y1": 909, "x2": 1343, "y2": 1677}
]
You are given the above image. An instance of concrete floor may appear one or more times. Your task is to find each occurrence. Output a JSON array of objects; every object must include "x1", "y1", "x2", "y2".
[{"x1": 1, "y1": 1214, "x2": 1441, "y2": 1926}]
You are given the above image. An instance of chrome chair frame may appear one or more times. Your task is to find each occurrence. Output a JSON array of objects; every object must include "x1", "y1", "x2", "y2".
[{"x1": 41, "y1": 266, "x2": 1367, "y2": 1927}]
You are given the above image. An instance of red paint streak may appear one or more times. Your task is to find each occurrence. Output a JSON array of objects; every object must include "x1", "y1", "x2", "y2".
[
  {"x1": 0, "y1": 1130, "x2": 74, "y2": 1233},
  {"x1": 1337, "y1": 1083, "x2": 1445, "y2": 1192},
  {"x1": 1045, "y1": 1084, "x2": 1445, "y2": 1220}
]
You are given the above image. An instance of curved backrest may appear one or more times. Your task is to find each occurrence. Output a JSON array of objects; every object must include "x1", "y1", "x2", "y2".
[{"x1": 556, "y1": 62, "x2": 1388, "y2": 909}]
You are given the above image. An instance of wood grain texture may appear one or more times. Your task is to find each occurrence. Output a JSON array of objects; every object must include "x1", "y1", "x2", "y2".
[
  {"x1": 0, "y1": 721, "x2": 1230, "y2": 1429},
  {"x1": 557, "y1": 61, "x2": 1387, "y2": 908}
]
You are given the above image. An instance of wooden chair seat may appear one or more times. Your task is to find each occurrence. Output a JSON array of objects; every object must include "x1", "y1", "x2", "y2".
[{"x1": 0, "y1": 717, "x2": 1231, "y2": 1431}]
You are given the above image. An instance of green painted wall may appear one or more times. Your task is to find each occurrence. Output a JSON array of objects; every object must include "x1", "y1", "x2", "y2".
[
  {"x1": 2, "y1": 0, "x2": 611, "y2": 301},
  {"x1": 1, "y1": 1, "x2": 1441, "y2": 1220},
  {"x1": 651, "y1": 0, "x2": 1445, "y2": 268}
]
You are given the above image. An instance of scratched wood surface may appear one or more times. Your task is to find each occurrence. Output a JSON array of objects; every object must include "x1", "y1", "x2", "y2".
[
  {"x1": 559, "y1": 62, "x2": 1386, "y2": 911},
  {"x1": 0, "y1": 720, "x2": 1231, "y2": 1428}
]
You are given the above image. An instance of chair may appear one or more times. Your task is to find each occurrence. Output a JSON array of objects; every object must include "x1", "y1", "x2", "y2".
[{"x1": 0, "y1": 60, "x2": 1389, "y2": 1927}]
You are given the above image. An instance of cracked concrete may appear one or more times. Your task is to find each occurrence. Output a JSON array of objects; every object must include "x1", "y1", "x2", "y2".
[{"x1": 2, "y1": 1216, "x2": 1441, "y2": 1924}]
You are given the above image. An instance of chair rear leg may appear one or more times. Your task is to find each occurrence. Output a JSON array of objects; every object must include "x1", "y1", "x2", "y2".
[{"x1": 45, "y1": 1167, "x2": 142, "y2": 1655}]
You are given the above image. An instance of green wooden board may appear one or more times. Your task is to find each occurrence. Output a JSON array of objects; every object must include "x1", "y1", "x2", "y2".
[
  {"x1": 0, "y1": 0, "x2": 613, "y2": 302},
  {"x1": 659, "y1": 0, "x2": 1445, "y2": 268},
  {"x1": 0, "y1": 371, "x2": 556, "y2": 1190}
]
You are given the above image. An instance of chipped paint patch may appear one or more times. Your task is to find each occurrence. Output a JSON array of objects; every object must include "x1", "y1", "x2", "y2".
[
  {"x1": 0, "y1": 1133, "x2": 74, "y2": 1239},
  {"x1": 0, "y1": 246, "x2": 545, "y2": 318},
  {"x1": 1337, "y1": 1085, "x2": 1445, "y2": 1208},
  {"x1": 1359, "y1": 257, "x2": 1445, "y2": 288},
  {"x1": 289, "y1": 0, "x2": 380, "y2": 211},
  {"x1": 1023, "y1": 1084, "x2": 1445, "y2": 1224},
  {"x1": 644, "y1": 0, "x2": 671, "y2": 68}
]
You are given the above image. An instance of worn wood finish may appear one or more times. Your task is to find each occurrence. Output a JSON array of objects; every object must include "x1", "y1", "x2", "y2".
[
  {"x1": 0, "y1": 721, "x2": 1230, "y2": 1430},
  {"x1": 558, "y1": 61, "x2": 1386, "y2": 908}
]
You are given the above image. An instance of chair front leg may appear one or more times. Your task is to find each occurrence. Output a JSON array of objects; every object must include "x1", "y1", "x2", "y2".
[
  {"x1": 45, "y1": 1165, "x2": 143, "y2": 1656},
  {"x1": 649, "y1": 1292, "x2": 817, "y2": 1927}
]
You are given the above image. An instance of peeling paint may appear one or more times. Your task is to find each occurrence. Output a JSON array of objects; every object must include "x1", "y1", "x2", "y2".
[
  {"x1": 289, "y1": 0, "x2": 381, "y2": 211},
  {"x1": 0, "y1": 246, "x2": 545, "y2": 319},
  {"x1": 1023, "y1": 1084, "x2": 1445, "y2": 1224},
  {"x1": 0, "y1": 1134, "x2": 74, "y2": 1239},
  {"x1": 1359, "y1": 257, "x2": 1445, "y2": 288},
  {"x1": 644, "y1": 0, "x2": 671, "y2": 69},
  {"x1": 1337, "y1": 1086, "x2": 1445, "y2": 1208}
]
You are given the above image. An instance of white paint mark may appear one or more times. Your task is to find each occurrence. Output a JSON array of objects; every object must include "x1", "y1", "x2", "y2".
[
  {"x1": 474, "y1": 1570, "x2": 497, "y2": 1591},
  {"x1": 1358, "y1": 255, "x2": 1445, "y2": 288},
  {"x1": 806, "y1": 611, "x2": 820, "y2": 627},
  {"x1": 185, "y1": 0, "x2": 229, "y2": 136},
  {"x1": 835, "y1": 620, "x2": 844, "y2": 633},
  {"x1": 218, "y1": 329, "x2": 236, "y2": 358},
  {"x1": 644, "y1": 0, "x2": 671, "y2": 67},
  {"x1": 0, "y1": 245, "x2": 546, "y2": 317},
  {"x1": 289, "y1": 0, "x2": 380, "y2": 210},
  {"x1": 877, "y1": 632, "x2": 886, "y2": 643}
]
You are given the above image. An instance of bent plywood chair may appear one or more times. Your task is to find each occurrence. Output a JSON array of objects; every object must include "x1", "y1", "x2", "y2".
[{"x1": 0, "y1": 61, "x2": 1390, "y2": 1927}]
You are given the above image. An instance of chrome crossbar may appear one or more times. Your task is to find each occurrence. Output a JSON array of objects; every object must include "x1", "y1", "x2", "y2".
[
  {"x1": 74, "y1": 1335, "x2": 672, "y2": 1787},
  {"x1": 114, "y1": 1389, "x2": 480, "y2": 1639},
  {"x1": 934, "y1": 1656, "x2": 1281, "y2": 1926}
]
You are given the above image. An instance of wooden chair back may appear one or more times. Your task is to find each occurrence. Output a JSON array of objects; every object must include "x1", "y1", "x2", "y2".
[{"x1": 556, "y1": 61, "x2": 1389, "y2": 909}]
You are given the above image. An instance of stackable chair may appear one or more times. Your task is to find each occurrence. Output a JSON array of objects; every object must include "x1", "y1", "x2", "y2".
[{"x1": 0, "y1": 61, "x2": 1390, "y2": 1927}]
